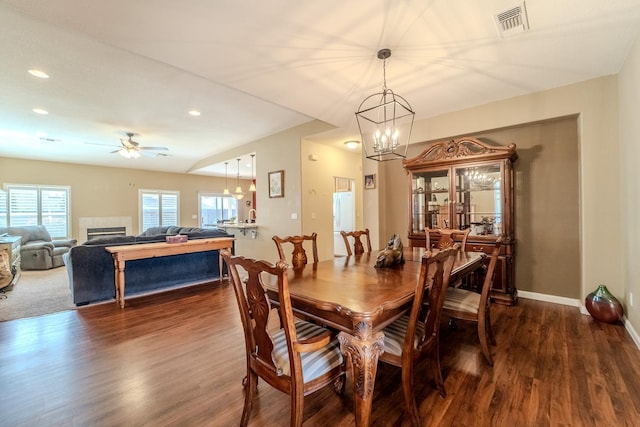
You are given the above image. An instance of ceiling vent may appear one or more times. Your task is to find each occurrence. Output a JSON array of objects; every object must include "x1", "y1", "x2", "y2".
[{"x1": 494, "y1": 2, "x2": 530, "y2": 38}]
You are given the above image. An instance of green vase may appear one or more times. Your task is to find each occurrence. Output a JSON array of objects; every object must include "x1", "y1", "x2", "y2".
[{"x1": 585, "y1": 285, "x2": 623, "y2": 324}]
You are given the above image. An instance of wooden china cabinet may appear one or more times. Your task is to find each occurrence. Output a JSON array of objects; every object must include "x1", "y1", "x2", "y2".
[{"x1": 403, "y1": 137, "x2": 518, "y2": 305}]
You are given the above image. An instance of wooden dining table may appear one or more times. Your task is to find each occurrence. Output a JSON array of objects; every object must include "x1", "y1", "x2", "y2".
[{"x1": 264, "y1": 247, "x2": 484, "y2": 427}]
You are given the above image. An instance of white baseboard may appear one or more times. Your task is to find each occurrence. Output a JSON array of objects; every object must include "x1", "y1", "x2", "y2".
[
  {"x1": 517, "y1": 290, "x2": 640, "y2": 350},
  {"x1": 517, "y1": 290, "x2": 581, "y2": 307},
  {"x1": 624, "y1": 317, "x2": 640, "y2": 349}
]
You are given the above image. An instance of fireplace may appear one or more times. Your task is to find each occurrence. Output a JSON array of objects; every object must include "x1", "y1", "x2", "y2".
[
  {"x1": 79, "y1": 217, "x2": 132, "y2": 243},
  {"x1": 86, "y1": 226, "x2": 127, "y2": 241}
]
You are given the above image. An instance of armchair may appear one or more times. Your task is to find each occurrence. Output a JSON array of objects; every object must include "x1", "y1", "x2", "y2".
[{"x1": 0, "y1": 225, "x2": 77, "y2": 270}]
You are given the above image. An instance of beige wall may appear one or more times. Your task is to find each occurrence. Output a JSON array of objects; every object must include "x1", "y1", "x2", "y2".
[
  {"x1": 201, "y1": 120, "x2": 336, "y2": 262},
  {"x1": 3, "y1": 56, "x2": 638, "y2": 334},
  {"x1": 619, "y1": 34, "x2": 640, "y2": 332},
  {"x1": 367, "y1": 75, "x2": 622, "y2": 310},
  {"x1": 0, "y1": 159, "x2": 249, "y2": 239},
  {"x1": 300, "y1": 140, "x2": 363, "y2": 261},
  {"x1": 383, "y1": 117, "x2": 581, "y2": 298}
]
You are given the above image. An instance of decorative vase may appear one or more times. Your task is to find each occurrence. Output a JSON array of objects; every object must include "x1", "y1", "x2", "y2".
[{"x1": 585, "y1": 284, "x2": 623, "y2": 324}]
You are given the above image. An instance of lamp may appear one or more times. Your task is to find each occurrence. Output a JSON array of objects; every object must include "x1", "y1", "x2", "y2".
[
  {"x1": 234, "y1": 158, "x2": 245, "y2": 200},
  {"x1": 355, "y1": 48, "x2": 414, "y2": 161},
  {"x1": 249, "y1": 154, "x2": 256, "y2": 192},
  {"x1": 344, "y1": 140, "x2": 360, "y2": 150},
  {"x1": 118, "y1": 147, "x2": 140, "y2": 159},
  {"x1": 223, "y1": 162, "x2": 230, "y2": 195}
]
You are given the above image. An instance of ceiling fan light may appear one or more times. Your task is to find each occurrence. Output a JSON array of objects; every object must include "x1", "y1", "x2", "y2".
[{"x1": 118, "y1": 148, "x2": 139, "y2": 159}]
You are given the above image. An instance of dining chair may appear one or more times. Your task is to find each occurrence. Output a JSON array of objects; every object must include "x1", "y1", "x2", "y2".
[
  {"x1": 442, "y1": 237, "x2": 502, "y2": 366},
  {"x1": 426, "y1": 228, "x2": 470, "y2": 251},
  {"x1": 339, "y1": 228, "x2": 372, "y2": 256},
  {"x1": 221, "y1": 249, "x2": 346, "y2": 427},
  {"x1": 379, "y1": 245, "x2": 459, "y2": 427},
  {"x1": 273, "y1": 233, "x2": 319, "y2": 268}
]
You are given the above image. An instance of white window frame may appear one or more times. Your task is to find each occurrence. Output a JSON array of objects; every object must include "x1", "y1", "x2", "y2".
[
  {"x1": 138, "y1": 189, "x2": 180, "y2": 233},
  {"x1": 1, "y1": 183, "x2": 72, "y2": 238},
  {"x1": 198, "y1": 192, "x2": 238, "y2": 228}
]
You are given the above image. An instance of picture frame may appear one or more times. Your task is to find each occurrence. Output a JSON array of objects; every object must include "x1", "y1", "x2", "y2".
[
  {"x1": 268, "y1": 170, "x2": 285, "y2": 198},
  {"x1": 364, "y1": 174, "x2": 376, "y2": 190}
]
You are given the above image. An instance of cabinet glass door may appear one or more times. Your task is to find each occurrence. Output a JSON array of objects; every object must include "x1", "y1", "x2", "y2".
[
  {"x1": 453, "y1": 163, "x2": 503, "y2": 235},
  {"x1": 411, "y1": 169, "x2": 450, "y2": 232}
]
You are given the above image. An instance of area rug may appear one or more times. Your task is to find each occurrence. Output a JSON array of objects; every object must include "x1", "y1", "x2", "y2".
[{"x1": 0, "y1": 267, "x2": 76, "y2": 322}]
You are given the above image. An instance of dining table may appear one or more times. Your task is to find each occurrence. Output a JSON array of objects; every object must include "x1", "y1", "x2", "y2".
[{"x1": 263, "y1": 247, "x2": 484, "y2": 427}]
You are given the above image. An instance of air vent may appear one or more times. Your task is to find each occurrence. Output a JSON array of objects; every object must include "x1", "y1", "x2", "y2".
[{"x1": 494, "y1": 2, "x2": 530, "y2": 38}]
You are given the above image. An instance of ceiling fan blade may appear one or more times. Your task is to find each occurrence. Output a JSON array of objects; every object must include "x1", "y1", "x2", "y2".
[
  {"x1": 139, "y1": 150, "x2": 169, "y2": 158},
  {"x1": 84, "y1": 141, "x2": 120, "y2": 148},
  {"x1": 138, "y1": 146, "x2": 168, "y2": 151}
]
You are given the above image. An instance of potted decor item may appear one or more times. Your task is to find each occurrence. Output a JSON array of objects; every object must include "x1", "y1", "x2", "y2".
[{"x1": 585, "y1": 284, "x2": 624, "y2": 324}]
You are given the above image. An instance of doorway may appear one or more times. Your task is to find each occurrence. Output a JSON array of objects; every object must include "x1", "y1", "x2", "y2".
[{"x1": 333, "y1": 177, "x2": 356, "y2": 255}]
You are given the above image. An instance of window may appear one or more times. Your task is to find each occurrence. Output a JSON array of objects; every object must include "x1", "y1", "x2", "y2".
[
  {"x1": 1, "y1": 184, "x2": 71, "y2": 238},
  {"x1": 199, "y1": 193, "x2": 237, "y2": 227},
  {"x1": 139, "y1": 190, "x2": 179, "y2": 232}
]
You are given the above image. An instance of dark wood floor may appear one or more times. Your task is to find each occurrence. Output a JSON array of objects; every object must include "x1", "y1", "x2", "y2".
[{"x1": 1, "y1": 280, "x2": 639, "y2": 426}]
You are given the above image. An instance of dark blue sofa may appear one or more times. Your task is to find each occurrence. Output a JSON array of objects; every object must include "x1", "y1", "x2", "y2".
[{"x1": 63, "y1": 226, "x2": 234, "y2": 306}]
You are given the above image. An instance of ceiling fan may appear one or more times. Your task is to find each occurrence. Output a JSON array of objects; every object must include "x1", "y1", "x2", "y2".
[{"x1": 112, "y1": 132, "x2": 169, "y2": 158}]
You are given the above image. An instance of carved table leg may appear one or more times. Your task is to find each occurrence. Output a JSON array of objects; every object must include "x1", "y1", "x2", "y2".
[
  {"x1": 337, "y1": 323, "x2": 385, "y2": 427},
  {"x1": 112, "y1": 258, "x2": 126, "y2": 309}
]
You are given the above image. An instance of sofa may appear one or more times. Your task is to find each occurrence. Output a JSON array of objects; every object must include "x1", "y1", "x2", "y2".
[
  {"x1": 0, "y1": 225, "x2": 77, "y2": 270},
  {"x1": 63, "y1": 226, "x2": 234, "y2": 306}
]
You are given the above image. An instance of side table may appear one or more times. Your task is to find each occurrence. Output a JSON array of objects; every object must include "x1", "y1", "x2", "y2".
[{"x1": 0, "y1": 235, "x2": 21, "y2": 289}]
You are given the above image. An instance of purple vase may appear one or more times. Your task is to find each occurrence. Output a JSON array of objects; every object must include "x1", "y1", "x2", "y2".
[{"x1": 585, "y1": 285, "x2": 623, "y2": 324}]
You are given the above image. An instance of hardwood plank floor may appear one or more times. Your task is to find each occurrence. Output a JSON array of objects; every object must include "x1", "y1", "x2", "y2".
[{"x1": 1, "y1": 281, "x2": 639, "y2": 426}]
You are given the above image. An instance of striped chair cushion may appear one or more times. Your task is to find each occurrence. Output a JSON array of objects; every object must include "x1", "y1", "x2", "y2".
[
  {"x1": 443, "y1": 288, "x2": 480, "y2": 314},
  {"x1": 272, "y1": 320, "x2": 344, "y2": 382},
  {"x1": 382, "y1": 315, "x2": 425, "y2": 357}
]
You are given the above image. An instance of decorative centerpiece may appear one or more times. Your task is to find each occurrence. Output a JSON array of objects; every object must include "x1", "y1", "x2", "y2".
[
  {"x1": 585, "y1": 284, "x2": 623, "y2": 324},
  {"x1": 375, "y1": 234, "x2": 404, "y2": 268}
]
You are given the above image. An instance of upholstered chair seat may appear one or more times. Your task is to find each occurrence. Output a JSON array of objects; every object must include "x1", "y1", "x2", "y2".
[{"x1": 272, "y1": 320, "x2": 344, "y2": 381}]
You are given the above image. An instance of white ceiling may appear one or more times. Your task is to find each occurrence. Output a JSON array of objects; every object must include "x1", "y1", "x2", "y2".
[{"x1": 1, "y1": 0, "x2": 639, "y2": 178}]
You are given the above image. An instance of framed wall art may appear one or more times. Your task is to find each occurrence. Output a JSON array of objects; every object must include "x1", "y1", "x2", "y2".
[
  {"x1": 364, "y1": 174, "x2": 376, "y2": 190},
  {"x1": 268, "y1": 170, "x2": 284, "y2": 198}
]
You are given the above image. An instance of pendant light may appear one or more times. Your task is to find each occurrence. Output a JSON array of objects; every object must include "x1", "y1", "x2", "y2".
[
  {"x1": 249, "y1": 154, "x2": 256, "y2": 192},
  {"x1": 355, "y1": 48, "x2": 415, "y2": 161},
  {"x1": 223, "y1": 162, "x2": 230, "y2": 195},
  {"x1": 234, "y1": 158, "x2": 245, "y2": 200}
]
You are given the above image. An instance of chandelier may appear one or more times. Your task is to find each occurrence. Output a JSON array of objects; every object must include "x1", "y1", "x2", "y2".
[
  {"x1": 234, "y1": 158, "x2": 245, "y2": 200},
  {"x1": 223, "y1": 162, "x2": 230, "y2": 195},
  {"x1": 249, "y1": 154, "x2": 256, "y2": 192},
  {"x1": 355, "y1": 48, "x2": 414, "y2": 162}
]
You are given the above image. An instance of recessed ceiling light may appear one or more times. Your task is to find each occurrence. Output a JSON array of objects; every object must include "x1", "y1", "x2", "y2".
[
  {"x1": 28, "y1": 69, "x2": 50, "y2": 79},
  {"x1": 32, "y1": 108, "x2": 48, "y2": 115},
  {"x1": 188, "y1": 110, "x2": 201, "y2": 116}
]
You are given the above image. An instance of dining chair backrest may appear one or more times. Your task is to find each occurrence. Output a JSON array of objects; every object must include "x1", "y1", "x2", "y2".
[
  {"x1": 426, "y1": 228, "x2": 470, "y2": 251},
  {"x1": 379, "y1": 244, "x2": 459, "y2": 426},
  {"x1": 407, "y1": 245, "x2": 458, "y2": 359},
  {"x1": 272, "y1": 233, "x2": 319, "y2": 268},
  {"x1": 220, "y1": 249, "x2": 346, "y2": 426},
  {"x1": 443, "y1": 237, "x2": 503, "y2": 366},
  {"x1": 339, "y1": 229, "x2": 372, "y2": 256}
]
